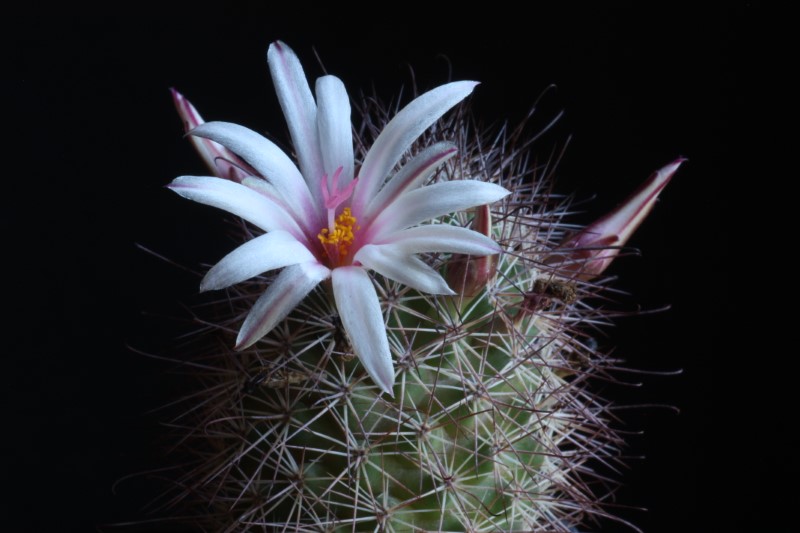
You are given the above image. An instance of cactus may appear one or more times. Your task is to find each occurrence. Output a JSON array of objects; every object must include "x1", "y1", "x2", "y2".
[{"x1": 159, "y1": 41, "x2": 682, "y2": 532}]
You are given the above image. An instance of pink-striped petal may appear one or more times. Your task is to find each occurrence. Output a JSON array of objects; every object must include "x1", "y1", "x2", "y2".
[
  {"x1": 351, "y1": 81, "x2": 478, "y2": 215},
  {"x1": 188, "y1": 122, "x2": 319, "y2": 230},
  {"x1": 367, "y1": 180, "x2": 510, "y2": 240},
  {"x1": 267, "y1": 41, "x2": 324, "y2": 199},
  {"x1": 241, "y1": 176, "x2": 281, "y2": 198},
  {"x1": 364, "y1": 142, "x2": 457, "y2": 221},
  {"x1": 171, "y1": 88, "x2": 255, "y2": 182},
  {"x1": 200, "y1": 230, "x2": 315, "y2": 292},
  {"x1": 168, "y1": 176, "x2": 303, "y2": 237},
  {"x1": 316, "y1": 75, "x2": 354, "y2": 187},
  {"x1": 355, "y1": 245, "x2": 455, "y2": 296},
  {"x1": 375, "y1": 224, "x2": 500, "y2": 255},
  {"x1": 332, "y1": 267, "x2": 394, "y2": 396},
  {"x1": 235, "y1": 262, "x2": 330, "y2": 350}
]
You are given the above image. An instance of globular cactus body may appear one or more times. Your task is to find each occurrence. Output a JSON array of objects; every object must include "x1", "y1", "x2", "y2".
[{"x1": 161, "y1": 41, "x2": 680, "y2": 532}]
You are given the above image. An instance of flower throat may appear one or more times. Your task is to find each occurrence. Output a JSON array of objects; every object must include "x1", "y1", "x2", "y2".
[{"x1": 318, "y1": 167, "x2": 360, "y2": 265}]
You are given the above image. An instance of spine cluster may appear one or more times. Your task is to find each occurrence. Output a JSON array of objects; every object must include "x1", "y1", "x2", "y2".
[{"x1": 152, "y1": 102, "x2": 636, "y2": 533}]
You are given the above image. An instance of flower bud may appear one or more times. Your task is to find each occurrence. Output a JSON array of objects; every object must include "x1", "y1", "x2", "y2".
[
  {"x1": 171, "y1": 88, "x2": 255, "y2": 182},
  {"x1": 447, "y1": 205, "x2": 498, "y2": 296},
  {"x1": 545, "y1": 158, "x2": 685, "y2": 280}
]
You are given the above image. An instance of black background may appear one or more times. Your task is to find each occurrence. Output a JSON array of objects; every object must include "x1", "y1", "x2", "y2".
[{"x1": 6, "y1": 4, "x2": 743, "y2": 532}]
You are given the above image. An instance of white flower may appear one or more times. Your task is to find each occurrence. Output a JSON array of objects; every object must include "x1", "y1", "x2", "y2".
[{"x1": 169, "y1": 41, "x2": 509, "y2": 395}]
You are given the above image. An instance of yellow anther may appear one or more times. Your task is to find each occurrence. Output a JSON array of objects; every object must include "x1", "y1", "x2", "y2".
[{"x1": 317, "y1": 208, "x2": 359, "y2": 259}]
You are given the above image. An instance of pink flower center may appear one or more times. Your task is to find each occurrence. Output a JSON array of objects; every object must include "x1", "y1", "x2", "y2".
[{"x1": 317, "y1": 167, "x2": 360, "y2": 266}]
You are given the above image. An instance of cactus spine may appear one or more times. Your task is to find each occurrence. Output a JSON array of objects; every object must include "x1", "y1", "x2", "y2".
[
  {"x1": 162, "y1": 108, "x2": 636, "y2": 533},
  {"x1": 157, "y1": 42, "x2": 681, "y2": 532}
]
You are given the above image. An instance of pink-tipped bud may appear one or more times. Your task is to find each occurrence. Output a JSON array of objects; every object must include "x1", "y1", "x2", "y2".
[
  {"x1": 448, "y1": 205, "x2": 499, "y2": 296},
  {"x1": 171, "y1": 88, "x2": 256, "y2": 182},
  {"x1": 545, "y1": 158, "x2": 685, "y2": 280}
]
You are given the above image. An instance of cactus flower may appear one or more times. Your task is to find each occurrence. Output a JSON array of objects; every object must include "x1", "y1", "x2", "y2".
[
  {"x1": 546, "y1": 158, "x2": 685, "y2": 280},
  {"x1": 169, "y1": 41, "x2": 509, "y2": 395},
  {"x1": 158, "y1": 39, "x2": 684, "y2": 532}
]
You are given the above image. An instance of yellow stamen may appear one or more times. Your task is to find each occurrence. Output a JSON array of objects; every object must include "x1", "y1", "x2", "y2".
[{"x1": 317, "y1": 208, "x2": 359, "y2": 258}]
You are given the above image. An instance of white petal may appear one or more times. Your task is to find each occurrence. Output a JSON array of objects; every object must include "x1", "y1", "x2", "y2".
[
  {"x1": 267, "y1": 41, "x2": 324, "y2": 196},
  {"x1": 169, "y1": 176, "x2": 304, "y2": 238},
  {"x1": 332, "y1": 267, "x2": 394, "y2": 396},
  {"x1": 316, "y1": 75, "x2": 354, "y2": 186},
  {"x1": 189, "y1": 122, "x2": 319, "y2": 229},
  {"x1": 171, "y1": 89, "x2": 253, "y2": 182},
  {"x1": 368, "y1": 180, "x2": 510, "y2": 239},
  {"x1": 236, "y1": 262, "x2": 330, "y2": 350},
  {"x1": 351, "y1": 81, "x2": 478, "y2": 214},
  {"x1": 376, "y1": 225, "x2": 500, "y2": 255},
  {"x1": 241, "y1": 176, "x2": 281, "y2": 198},
  {"x1": 201, "y1": 230, "x2": 316, "y2": 292},
  {"x1": 239, "y1": 176, "x2": 319, "y2": 241},
  {"x1": 364, "y1": 142, "x2": 457, "y2": 221},
  {"x1": 354, "y1": 245, "x2": 455, "y2": 295}
]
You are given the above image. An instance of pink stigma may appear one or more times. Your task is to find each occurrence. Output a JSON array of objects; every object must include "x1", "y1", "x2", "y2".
[{"x1": 321, "y1": 167, "x2": 358, "y2": 211}]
